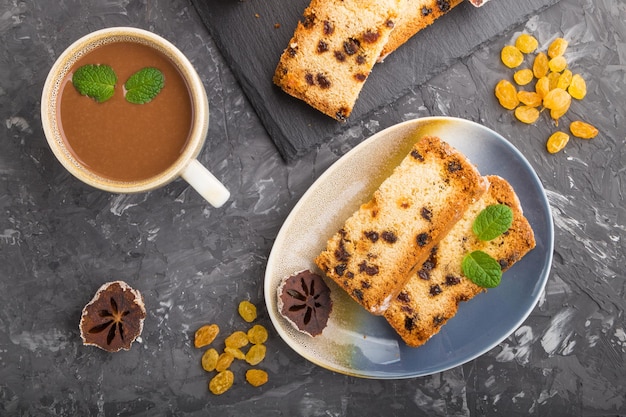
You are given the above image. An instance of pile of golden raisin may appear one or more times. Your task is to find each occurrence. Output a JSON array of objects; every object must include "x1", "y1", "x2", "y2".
[
  {"x1": 495, "y1": 33, "x2": 598, "y2": 153},
  {"x1": 193, "y1": 300, "x2": 269, "y2": 395}
]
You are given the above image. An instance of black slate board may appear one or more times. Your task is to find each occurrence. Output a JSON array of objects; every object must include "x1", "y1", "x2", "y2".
[{"x1": 191, "y1": 0, "x2": 560, "y2": 162}]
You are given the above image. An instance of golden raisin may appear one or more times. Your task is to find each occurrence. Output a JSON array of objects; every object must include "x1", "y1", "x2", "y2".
[
  {"x1": 515, "y1": 33, "x2": 538, "y2": 53},
  {"x1": 548, "y1": 37, "x2": 568, "y2": 58},
  {"x1": 224, "y1": 346, "x2": 246, "y2": 360},
  {"x1": 495, "y1": 79, "x2": 519, "y2": 110},
  {"x1": 513, "y1": 68, "x2": 534, "y2": 86},
  {"x1": 550, "y1": 104, "x2": 570, "y2": 124},
  {"x1": 546, "y1": 131, "x2": 570, "y2": 153},
  {"x1": 568, "y1": 74, "x2": 587, "y2": 100},
  {"x1": 209, "y1": 370, "x2": 234, "y2": 395},
  {"x1": 543, "y1": 88, "x2": 571, "y2": 110},
  {"x1": 535, "y1": 76, "x2": 550, "y2": 98},
  {"x1": 570, "y1": 121, "x2": 599, "y2": 139},
  {"x1": 547, "y1": 71, "x2": 561, "y2": 90},
  {"x1": 238, "y1": 300, "x2": 257, "y2": 323},
  {"x1": 533, "y1": 52, "x2": 549, "y2": 78},
  {"x1": 557, "y1": 69, "x2": 573, "y2": 90},
  {"x1": 501, "y1": 45, "x2": 524, "y2": 68},
  {"x1": 245, "y1": 369, "x2": 269, "y2": 387},
  {"x1": 549, "y1": 56, "x2": 568, "y2": 73},
  {"x1": 517, "y1": 91, "x2": 542, "y2": 107},
  {"x1": 245, "y1": 344, "x2": 267, "y2": 366},
  {"x1": 247, "y1": 324, "x2": 269, "y2": 345},
  {"x1": 201, "y1": 348, "x2": 219, "y2": 372},
  {"x1": 194, "y1": 324, "x2": 220, "y2": 348},
  {"x1": 514, "y1": 106, "x2": 540, "y2": 124},
  {"x1": 225, "y1": 331, "x2": 249, "y2": 349},
  {"x1": 215, "y1": 352, "x2": 235, "y2": 372}
]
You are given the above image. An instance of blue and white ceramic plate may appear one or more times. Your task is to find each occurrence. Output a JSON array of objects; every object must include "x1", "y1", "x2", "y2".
[{"x1": 264, "y1": 117, "x2": 554, "y2": 379}]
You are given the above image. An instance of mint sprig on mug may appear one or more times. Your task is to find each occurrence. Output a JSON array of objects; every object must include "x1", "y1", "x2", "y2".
[
  {"x1": 462, "y1": 204, "x2": 514, "y2": 288},
  {"x1": 124, "y1": 67, "x2": 165, "y2": 104},
  {"x1": 72, "y1": 65, "x2": 164, "y2": 104},
  {"x1": 72, "y1": 64, "x2": 117, "y2": 103}
]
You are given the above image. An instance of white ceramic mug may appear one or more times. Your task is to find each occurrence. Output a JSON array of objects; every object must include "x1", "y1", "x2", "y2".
[{"x1": 41, "y1": 27, "x2": 230, "y2": 208}]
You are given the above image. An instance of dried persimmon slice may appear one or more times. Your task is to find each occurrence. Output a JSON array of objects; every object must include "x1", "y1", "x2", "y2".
[{"x1": 79, "y1": 281, "x2": 146, "y2": 352}]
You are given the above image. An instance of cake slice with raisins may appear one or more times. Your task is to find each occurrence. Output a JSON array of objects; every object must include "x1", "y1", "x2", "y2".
[
  {"x1": 379, "y1": 0, "x2": 464, "y2": 59},
  {"x1": 273, "y1": 0, "x2": 401, "y2": 121},
  {"x1": 383, "y1": 175, "x2": 536, "y2": 347},
  {"x1": 315, "y1": 136, "x2": 488, "y2": 314}
]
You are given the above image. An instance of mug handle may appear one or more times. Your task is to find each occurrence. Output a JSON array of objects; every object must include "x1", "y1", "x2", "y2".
[{"x1": 181, "y1": 159, "x2": 230, "y2": 208}]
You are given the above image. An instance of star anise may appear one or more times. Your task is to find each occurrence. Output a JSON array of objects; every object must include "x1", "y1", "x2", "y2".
[{"x1": 80, "y1": 281, "x2": 146, "y2": 352}]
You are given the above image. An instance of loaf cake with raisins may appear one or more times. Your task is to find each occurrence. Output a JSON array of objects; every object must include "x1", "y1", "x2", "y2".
[
  {"x1": 273, "y1": 0, "x2": 401, "y2": 121},
  {"x1": 379, "y1": 0, "x2": 464, "y2": 59},
  {"x1": 383, "y1": 175, "x2": 536, "y2": 347},
  {"x1": 315, "y1": 136, "x2": 488, "y2": 314}
]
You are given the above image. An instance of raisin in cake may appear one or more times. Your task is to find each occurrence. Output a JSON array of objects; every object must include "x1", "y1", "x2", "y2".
[
  {"x1": 273, "y1": 0, "x2": 401, "y2": 121},
  {"x1": 315, "y1": 136, "x2": 487, "y2": 314},
  {"x1": 383, "y1": 175, "x2": 536, "y2": 347},
  {"x1": 379, "y1": 0, "x2": 464, "y2": 59}
]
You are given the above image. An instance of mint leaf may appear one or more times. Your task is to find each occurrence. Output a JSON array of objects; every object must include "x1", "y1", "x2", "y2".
[
  {"x1": 472, "y1": 204, "x2": 513, "y2": 241},
  {"x1": 72, "y1": 64, "x2": 117, "y2": 103},
  {"x1": 462, "y1": 250, "x2": 502, "y2": 288},
  {"x1": 124, "y1": 67, "x2": 165, "y2": 104}
]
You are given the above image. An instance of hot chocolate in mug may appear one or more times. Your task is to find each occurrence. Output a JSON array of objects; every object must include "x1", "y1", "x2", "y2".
[{"x1": 41, "y1": 27, "x2": 230, "y2": 207}]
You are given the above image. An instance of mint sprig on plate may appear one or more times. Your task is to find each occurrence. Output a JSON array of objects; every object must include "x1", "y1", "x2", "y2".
[
  {"x1": 462, "y1": 250, "x2": 502, "y2": 288},
  {"x1": 463, "y1": 204, "x2": 514, "y2": 288},
  {"x1": 72, "y1": 64, "x2": 117, "y2": 103},
  {"x1": 472, "y1": 204, "x2": 513, "y2": 241},
  {"x1": 124, "y1": 67, "x2": 165, "y2": 104}
]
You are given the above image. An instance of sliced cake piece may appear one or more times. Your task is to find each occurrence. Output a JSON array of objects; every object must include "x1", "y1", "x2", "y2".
[
  {"x1": 273, "y1": 0, "x2": 401, "y2": 121},
  {"x1": 383, "y1": 175, "x2": 536, "y2": 347},
  {"x1": 379, "y1": 0, "x2": 464, "y2": 60},
  {"x1": 315, "y1": 136, "x2": 488, "y2": 314}
]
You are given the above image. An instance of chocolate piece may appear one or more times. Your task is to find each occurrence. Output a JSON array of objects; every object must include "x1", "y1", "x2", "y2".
[{"x1": 278, "y1": 270, "x2": 332, "y2": 337}]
